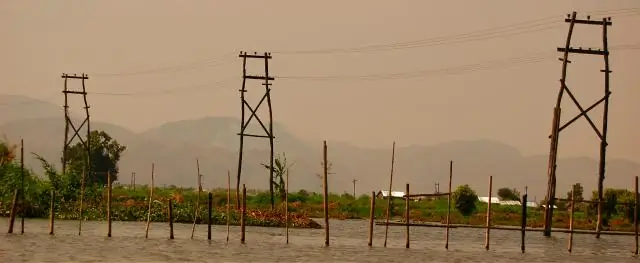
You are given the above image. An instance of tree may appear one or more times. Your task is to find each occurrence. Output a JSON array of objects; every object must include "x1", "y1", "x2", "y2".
[
  {"x1": 452, "y1": 184, "x2": 478, "y2": 218},
  {"x1": 65, "y1": 130, "x2": 126, "y2": 186},
  {"x1": 261, "y1": 152, "x2": 294, "y2": 207},
  {"x1": 566, "y1": 183, "x2": 584, "y2": 202},
  {"x1": 497, "y1": 187, "x2": 520, "y2": 201}
]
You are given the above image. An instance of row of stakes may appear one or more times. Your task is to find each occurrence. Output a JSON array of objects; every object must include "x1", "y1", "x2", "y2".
[
  {"x1": 4, "y1": 140, "x2": 639, "y2": 254},
  {"x1": 6, "y1": 176, "x2": 639, "y2": 254}
]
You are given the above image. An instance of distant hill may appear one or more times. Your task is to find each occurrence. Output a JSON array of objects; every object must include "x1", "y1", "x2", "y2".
[{"x1": 1, "y1": 94, "x2": 638, "y2": 199}]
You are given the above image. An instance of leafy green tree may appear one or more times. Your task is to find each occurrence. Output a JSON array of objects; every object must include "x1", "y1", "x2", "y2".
[
  {"x1": 497, "y1": 187, "x2": 520, "y2": 201},
  {"x1": 452, "y1": 184, "x2": 478, "y2": 218},
  {"x1": 566, "y1": 183, "x2": 584, "y2": 202},
  {"x1": 65, "y1": 130, "x2": 126, "y2": 186},
  {"x1": 261, "y1": 153, "x2": 293, "y2": 206}
]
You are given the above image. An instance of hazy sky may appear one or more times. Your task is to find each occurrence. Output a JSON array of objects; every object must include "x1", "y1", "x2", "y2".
[{"x1": 1, "y1": 0, "x2": 639, "y2": 162}]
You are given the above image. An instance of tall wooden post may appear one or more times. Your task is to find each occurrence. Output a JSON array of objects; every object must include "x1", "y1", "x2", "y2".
[
  {"x1": 78, "y1": 169, "x2": 86, "y2": 235},
  {"x1": 107, "y1": 171, "x2": 112, "y2": 237},
  {"x1": 208, "y1": 192, "x2": 212, "y2": 240},
  {"x1": 634, "y1": 176, "x2": 638, "y2": 255},
  {"x1": 168, "y1": 199, "x2": 174, "y2": 240},
  {"x1": 323, "y1": 141, "x2": 329, "y2": 246},
  {"x1": 405, "y1": 183, "x2": 410, "y2": 248},
  {"x1": 368, "y1": 191, "x2": 375, "y2": 247},
  {"x1": 49, "y1": 189, "x2": 55, "y2": 235},
  {"x1": 191, "y1": 159, "x2": 202, "y2": 239},
  {"x1": 521, "y1": 189, "x2": 528, "y2": 253},
  {"x1": 7, "y1": 189, "x2": 18, "y2": 233},
  {"x1": 144, "y1": 163, "x2": 155, "y2": 239},
  {"x1": 567, "y1": 190, "x2": 575, "y2": 253},
  {"x1": 484, "y1": 176, "x2": 493, "y2": 250},
  {"x1": 226, "y1": 170, "x2": 231, "y2": 243},
  {"x1": 241, "y1": 184, "x2": 246, "y2": 244},
  {"x1": 445, "y1": 160, "x2": 453, "y2": 249},
  {"x1": 285, "y1": 168, "x2": 290, "y2": 244},
  {"x1": 20, "y1": 139, "x2": 24, "y2": 234},
  {"x1": 383, "y1": 141, "x2": 396, "y2": 247}
]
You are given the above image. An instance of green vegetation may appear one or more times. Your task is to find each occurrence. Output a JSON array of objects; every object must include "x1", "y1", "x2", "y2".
[
  {"x1": 0, "y1": 132, "x2": 320, "y2": 229},
  {"x1": 1, "y1": 131, "x2": 638, "y2": 232}
]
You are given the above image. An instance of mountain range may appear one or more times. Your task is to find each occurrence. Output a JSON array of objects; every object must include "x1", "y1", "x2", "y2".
[{"x1": 1, "y1": 94, "x2": 638, "y2": 200}]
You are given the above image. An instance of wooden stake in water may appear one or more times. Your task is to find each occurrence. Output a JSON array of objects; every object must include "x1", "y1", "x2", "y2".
[
  {"x1": 635, "y1": 176, "x2": 638, "y2": 255},
  {"x1": 405, "y1": 183, "x2": 410, "y2": 249},
  {"x1": 445, "y1": 160, "x2": 453, "y2": 249},
  {"x1": 145, "y1": 163, "x2": 155, "y2": 238},
  {"x1": 191, "y1": 159, "x2": 202, "y2": 239},
  {"x1": 383, "y1": 141, "x2": 396, "y2": 248},
  {"x1": 107, "y1": 171, "x2": 112, "y2": 237},
  {"x1": 567, "y1": 190, "x2": 575, "y2": 253},
  {"x1": 7, "y1": 189, "x2": 18, "y2": 233},
  {"x1": 207, "y1": 192, "x2": 212, "y2": 240},
  {"x1": 368, "y1": 191, "x2": 375, "y2": 247},
  {"x1": 521, "y1": 187, "x2": 528, "y2": 253},
  {"x1": 241, "y1": 184, "x2": 246, "y2": 244},
  {"x1": 285, "y1": 167, "x2": 289, "y2": 244},
  {"x1": 484, "y1": 175, "x2": 493, "y2": 251},
  {"x1": 168, "y1": 199, "x2": 174, "y2": 240},
  {"x1": 78, "y1": 169, "x2": 86, "y2": 235},
  {"x1": 226, "y1": 170, "x2": 231, "y2": 243},
  {"x1": 49, "y1": 189, "x2": 55, "y2": 235},
  {"x1": 20, "y1": 139, "x2": 24, "y2": 234},
  {"x1": 322, "y1": 140, "x2": 330, "y2": 246}
]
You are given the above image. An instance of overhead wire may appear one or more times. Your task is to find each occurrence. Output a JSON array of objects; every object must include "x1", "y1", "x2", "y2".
[{"x1": 276, "y1": 44, "x2": 640, "y2": 81}]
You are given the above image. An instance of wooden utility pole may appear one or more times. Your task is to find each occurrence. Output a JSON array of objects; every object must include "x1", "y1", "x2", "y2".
[
  {"x1": 236, "y1": 51, "x2": 276, "y2": 209},
  {"x1": 544, "y1": 12, "x2": 612, "y2": 238},
  {"x1": 58, "y1": 73, "x2": 92, "y2": 236}
]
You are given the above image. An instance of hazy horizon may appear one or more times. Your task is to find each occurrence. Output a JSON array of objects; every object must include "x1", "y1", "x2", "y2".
[{"x1": 2, "y1": 0, "x2": 639, "y2": 164}]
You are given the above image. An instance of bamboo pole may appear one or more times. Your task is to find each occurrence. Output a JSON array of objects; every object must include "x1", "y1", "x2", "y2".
[
  {"x1": 226, "y1": 170, "x2": 231, "y2": 243},
  {"x1": 7, "y1": 189, "x2": 18, "y2": 233},
  {"x1": 207, "y1": 192, "x2": 212, "y2": 240},
  {"x1": 445, "y1": 160, "x2": 453, "y2": 249},
  {"x1": 191, "y1": 159, "x2": 202, "y2": 239},
  {"x1": 368, "y1": 191, "x2": 375, "y2": 247},
  {"x1": 78, "y1": 169, "x2": 86, "y2": 235},
  {"x1": 285, "y1": 167, "x2": 289, "y2": 244},
  {"x1": 568, "y1": 190, "x2": 575, "y2": 253},
  {"x1": 634, "y1": 176, "x2": 638, "y2": 255},
  {"x1": 107, "y1": 171, "x2": 112, "y2": 237},
  {"x1": 383, "y1": 141, "x2": 396, "y2": 248},
  {"x1": 20, "y1": 139, "x2": 24, "y2": 234},
  {"x1": 168, "y1": 199, "x2": 174, "y2": 239},
  {"x1": 144, "y1": 163, "x2": 155, "y2": 238},
  {"x1": 241, "y1": 184, "x2": 246, "y2": 244},
  {"x1": 484, "y1": 175, "x2": 493, "y2": 250},
  {"x1": 405, "y1": 183, "x2": 410, "y2": 248},
  {"x1": 323, "y1": 140, "x2": 329, "y2": 246}
]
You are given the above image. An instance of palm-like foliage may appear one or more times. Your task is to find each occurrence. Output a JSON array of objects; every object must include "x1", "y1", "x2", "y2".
[{"x1": 261, "y1": 153, "x2": 293, "y2": 203}]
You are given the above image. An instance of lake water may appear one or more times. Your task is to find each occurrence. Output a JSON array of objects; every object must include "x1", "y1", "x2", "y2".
[{"x1": 0, "y1": 218, "x2": 637, "y2": 262}]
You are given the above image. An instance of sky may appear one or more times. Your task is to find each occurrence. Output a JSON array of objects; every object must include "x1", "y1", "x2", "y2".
[{"x1": 1, "y1": 0, "x2": 639, "y2": 162}]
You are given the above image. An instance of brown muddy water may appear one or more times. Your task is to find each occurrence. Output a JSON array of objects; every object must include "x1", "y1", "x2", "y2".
[{"x1": 0, "y1": 218, "x2": 637, "y2": 262}]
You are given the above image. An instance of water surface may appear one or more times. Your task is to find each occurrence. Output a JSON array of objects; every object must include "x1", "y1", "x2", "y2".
[{"x1": 0, "y1": 218, "x2": 637, "y2": 262}]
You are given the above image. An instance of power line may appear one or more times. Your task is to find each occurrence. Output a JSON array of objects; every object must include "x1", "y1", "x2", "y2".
[
  {"x1": 90, "y1": 51, "x2": 237, "y2": 78},
  {"x1": 276, "y1": 44, "x2": 640, "y2": 81},
  {"x1": 272, "y1": 8, "x2": 640, "y2": 55}
]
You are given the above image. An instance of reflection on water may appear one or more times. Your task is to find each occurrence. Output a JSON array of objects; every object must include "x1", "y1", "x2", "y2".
[{"x1": 0, "y1": 218, "x2": 637, "y2": 262}]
